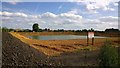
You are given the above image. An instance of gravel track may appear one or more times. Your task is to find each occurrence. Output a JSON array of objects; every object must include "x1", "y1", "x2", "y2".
[
  {"x1": 2, "y1": 32, "x2": 100, "y2": 67},
  {"x1": 2, "y1": 32, "x2": 47, "y2": 67}
]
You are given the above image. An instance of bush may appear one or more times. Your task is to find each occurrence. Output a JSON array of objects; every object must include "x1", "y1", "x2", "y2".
[{"x1": 99, "y1": 41, "x2": 118, "y2": 67}]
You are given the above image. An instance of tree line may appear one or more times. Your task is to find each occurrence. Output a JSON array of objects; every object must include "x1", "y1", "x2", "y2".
[{"x1": 1, "y1": 23, "x2": 119, "y2": 32}]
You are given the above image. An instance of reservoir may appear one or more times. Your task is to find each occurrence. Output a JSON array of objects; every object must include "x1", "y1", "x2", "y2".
[{"x1": 27, "y1": 35, "x2": 107, "y2": 40}]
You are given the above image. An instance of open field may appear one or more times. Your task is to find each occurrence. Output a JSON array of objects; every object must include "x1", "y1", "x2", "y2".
[
  {"x1": 18, "y1": 32, "x2": 119, "y2": 37},
  {"x1": 10, "y1": 32, "x2": 119, "y2": 56},
  {"x1": 2, "y1": 32, "x2": 119, "y2": 66}
]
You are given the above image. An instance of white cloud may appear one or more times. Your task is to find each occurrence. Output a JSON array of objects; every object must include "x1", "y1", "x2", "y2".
[
  {"x1": 14, "y1": 12, "x2": 28, "y2": 17},
  {"x1": 8, "y1": 2, "x2": 17, "y2": 5},
  {"x1": 113, "y1": 3, "x2": 118, "y2": 6},
  {"x1": 71, "y1": 0, "x2": 119, "y2": 11},
  {"x1": 1, "y1": 11, "x2": 13, "y2": 16},
  {"x1": 67, "y1": 9, "x2": 79, "y2": 14},
  {"x1": 1, "y1": 11, "x2": 118, "y2": 30},
  {"x1": 1, "y1": 11, "x2": 28, "y2": 17},
  {"x1": 99, "y1": 16, "x2": 118, "y2": 23},
  {"x1": 103, "y1": 7, "x2": 115, "y2": 11},
  {"x1": 41, "y1": 12, "x2": 57, "y2": 18},
  {"x1": 60, "y1": 13, "x2": 82, "y2": 19},
  {"x1": 3, "y1": 0, "x2": 118, "y2": 14}
]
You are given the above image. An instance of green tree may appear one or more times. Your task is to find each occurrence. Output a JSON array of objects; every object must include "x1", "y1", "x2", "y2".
[
  {"x1": 82, "y1": 29, "x2": 87, "y2": 32},
  {"x1": 2, "y1": 27, "x2": 9, "y2": 32},
  {"x1": 32, "y1": 23, "x2": 39, "y2": 32},
  {"x1": 99, "y1": 41, "x2": 118, "y2": 67}
]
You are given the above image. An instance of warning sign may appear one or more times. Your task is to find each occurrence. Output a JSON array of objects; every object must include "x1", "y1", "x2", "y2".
[{"x1": 88, "y1": 32, "x2": 94, "y2": 38}]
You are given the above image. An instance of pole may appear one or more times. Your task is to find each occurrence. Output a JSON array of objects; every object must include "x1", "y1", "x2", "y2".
[
  {"x1": 92, "y1": 37, "x2": 94, "y2": 45},
  {"x1": 84, "y1": 49, "x2": 87, "y2": 66},
  {"x1": 87, "y1": 32, "x2": 89, "y2": 46}
]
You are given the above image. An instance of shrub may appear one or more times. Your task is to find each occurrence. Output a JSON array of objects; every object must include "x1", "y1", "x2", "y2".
[{"x1": 99, "y1": 41, "x2": 118, "y2": 67}]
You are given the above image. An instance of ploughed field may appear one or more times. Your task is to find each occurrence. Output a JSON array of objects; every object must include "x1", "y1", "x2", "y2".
[{"x1": 2, "y1": 32, "x2": 119, "y2": 67}]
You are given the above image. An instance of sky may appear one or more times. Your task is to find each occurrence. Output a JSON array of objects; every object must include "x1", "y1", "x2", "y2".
[{"x1": 0, "y1": 0, "x2": 119, "y2": 31}]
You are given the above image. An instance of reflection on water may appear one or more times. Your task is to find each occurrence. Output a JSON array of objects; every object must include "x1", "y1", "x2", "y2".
[
  {"x1": 27, "y1": 35, "x2": 107, "y2": 40},
  {"x1": 32, "y1": 36, "x2": 39, "y2": 39}
]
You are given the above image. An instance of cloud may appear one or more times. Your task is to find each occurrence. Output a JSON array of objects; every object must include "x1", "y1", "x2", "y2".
[
  {"x1": 67, "y1": 9, "x2": 79, "y2": 14},
  {"x1": 1, "y1": 11, "x2": 118, "y2": 30},
  {"x1": 8, "y1": 2, "x2": 17, "y2": 5},
  {"x1": 1, "y1": 11, "x2": 28, "y2": 17},
  {"x1": 5, "y1": 0, "x2": 19, "y2": 5},
  {"x1": 71, "y1": 0, "x2": 119, "y2": 12},
  {"x1": 113, "y1": 3, "x2": 118, "y2": 6},
  {"x1": 1, "y1": 11, "x2": 83, "y2": 29},
  {"x1": 41, "y1": 12, "x2": 57, "y2": 18},
  {"x1": 3, "y1": 0, "x2": 118, "y2": 14},
  {"x1": 103, "y1": 7, "x2": 115, "y2": 11},
  {"x1": 99, "y1": 16, "x2": 118, "y2": 23}
]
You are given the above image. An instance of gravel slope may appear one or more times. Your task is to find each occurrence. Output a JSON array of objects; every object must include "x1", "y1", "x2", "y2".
[
  {"x1": 2, "y1": 32, "x2": 100, "y2": 67},
  {"x1": 2, "y1": 32, "x2": 47, "y2": 67}
]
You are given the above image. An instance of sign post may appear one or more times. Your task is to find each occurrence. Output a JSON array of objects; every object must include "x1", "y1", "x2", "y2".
[
  {"x1": 92, "y1": 37, "x2": 94, "y2": 45},
  {"x1": 87, "y1": 32, "x2": 94, "y2": 45},
  {"x1": 87, "y1": 32, "x2": 89, "y2": 46}
]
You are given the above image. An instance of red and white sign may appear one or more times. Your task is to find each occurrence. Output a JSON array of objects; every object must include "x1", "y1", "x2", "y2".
[{"x1": 88, "y1": 32, "x2": 94, "y2": 38}]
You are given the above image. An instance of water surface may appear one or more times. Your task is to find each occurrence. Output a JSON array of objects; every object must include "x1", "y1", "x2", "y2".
[{"x1": 27, "y1": 35, "x2": 107, "y2": 40}]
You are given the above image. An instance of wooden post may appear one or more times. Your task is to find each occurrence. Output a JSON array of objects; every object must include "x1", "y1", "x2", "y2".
[
  {"x1": 92, "y1": 37, "x2": 94, "y2": 45},
  {"x1": 84, "y1": 48, "x2": 87, "y2": 65},
  {"x1": 87, "y1": 32, "x2": 89, "y2": 46}
]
